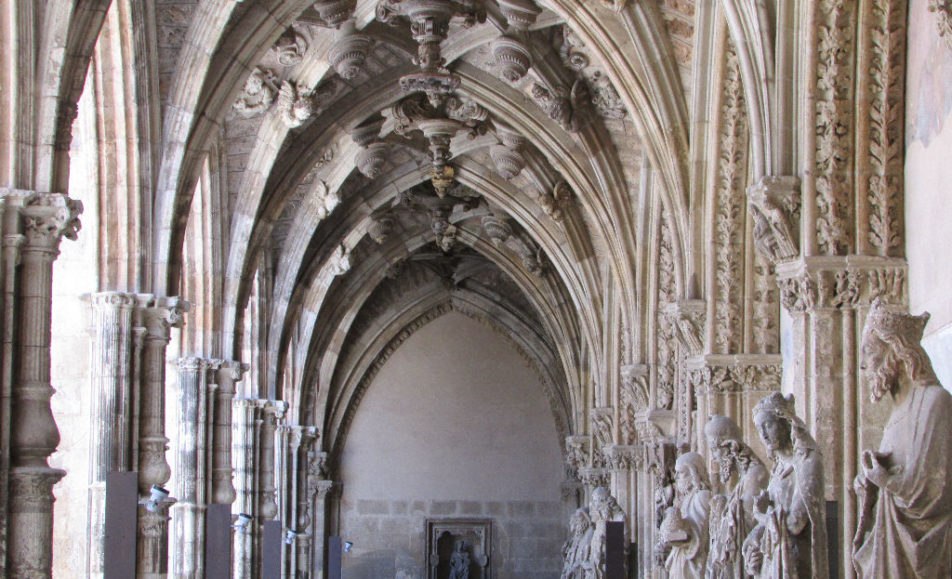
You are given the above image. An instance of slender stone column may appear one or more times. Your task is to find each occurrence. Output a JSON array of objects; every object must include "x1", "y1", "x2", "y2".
[
  {"x1": 136, "y1": 297, "x2": 188, "y2": 579},
  {"x1": 308, "y1": 473, "x2": 334, "y2": 579},
  {"x1": 232, "y1": 398, "x2": 262, "y2": 579},
  {"x1": 258, "y1": 402, "x2": 284, "y2": 525},
  {"x1": 171, "y1": 357, "x2": 212, "y2": 579},
  {"x1": 211, "y1": 361, "x2": 245, "y2": 506},
  {"x1": 5, "y1": 191, "x2": 81, "y2": 578},
  {"x1": 84, "y1": 291, "x2": 138, "y2": 577}
]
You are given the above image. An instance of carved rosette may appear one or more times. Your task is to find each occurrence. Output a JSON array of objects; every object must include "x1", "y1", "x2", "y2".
[
  {"x1": 492, "y1": 36, "x2": 532, "y2": 82},
  {"x1": 775, "y1": 257, "x2": 907, "y2": 314},
  {"x1": 329, "y1": 24, "x2": 373, "y2": 79}
]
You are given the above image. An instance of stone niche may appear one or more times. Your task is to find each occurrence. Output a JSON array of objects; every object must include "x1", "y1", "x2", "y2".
[{"x1": 426, "y1": 518, "x2": 492, "y2": 579}]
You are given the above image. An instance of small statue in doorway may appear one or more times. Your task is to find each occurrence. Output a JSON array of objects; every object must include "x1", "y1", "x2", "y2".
[
  {"x1": 704, "y1": 414, "x2": 769, "y2": 578},
  {"x1": 656, "y1": 452, "x2": 712, "y2": 579},
  {"x1": 852, "y1": 300, "x2": 952, "y2": 578},
  {"x1": 448, "y1": 540, "x2": 470, "y2": 579},
  {"x1": 742, "y1": 393, "x2": 828, "y2": 578}
]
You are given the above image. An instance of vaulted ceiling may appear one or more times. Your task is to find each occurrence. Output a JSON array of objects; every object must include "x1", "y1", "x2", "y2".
[{"x1": 135, "y1": 0, "x2": 698, "y2": 460}]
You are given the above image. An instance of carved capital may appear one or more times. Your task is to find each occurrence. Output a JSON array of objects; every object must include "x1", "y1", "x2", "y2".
[
  {"x1": 17, "y1": 193, "x2": 83, "y2": 251},
  {"x1": 577, "y1": 467, "x2": 611, "y2": 488},
  {"x1": 565, "y1": 435, "x2": 591, "y2": 474},
  {"x1": 747, "y1": 176, "x2": 801, "y2": 265},
  {"x1": 138, "y1": 296, "x2": 189, "y2": 339},
  {"x1": 603, "y1": 444, "x2": 641, "y2": 471}
]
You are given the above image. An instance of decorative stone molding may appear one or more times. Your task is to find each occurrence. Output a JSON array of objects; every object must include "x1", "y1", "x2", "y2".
[
  {"x1": 587, "y1": 72, "x2": 626, "y2": 120},
  {"x1": 603, "y1": 444, "x2": 641, "y2": 471},
  {"x1": 233, "y1": 68, "x2": 277, "y2": 118},
  {"x1": 814, "y1": 0, "x2": 855, "y2": 256},
  {"x1": 531, "y1": 81, "x2": 584, "y2": 132},
  {"x1": 272, "y1": 27, "x2": 308, "y2": 66},
  {"x1": 311, "y1": 0, "x2": 357, "y2": 28},
  {"x1": 491, "y1": 36, "x2": 532, "y2": 82},
  {"x1": 775, "y1": 256, "x2": 907, "y2": 314},
  {"x1": 481, "y1": 214, "x2": 513, "y2": 245},
  {"x1": 685, "y1": 355, "x2": 782, "y2": 396},
  {"x1": 538, "y1": 180, "x2": 573, "y2": 222},
  {"x1": 496, "y1": 0, "x2": 542, "y2": 30},
  {"x1": 329, "y1": 21, "x2": 373, "y2": 79},
  {"x1": 489, "y1": 145, "x2": 525, "y2": 180},
  {"x1": 565, "y1": 435, "x2": 591, "y2": 476},
  {"x1": 577, "y1": 467, "x2": 611, "y2": 488},
  {"x1": 368, "y1": 215, "x2": 395, "y2": 244},
  {"x1": 277, "y1": 81, "x2": 314, "y2": 128},
  {"x1": 668, "y1": 300, "x2": 705, "y2": 358},
  {"x1": 619, "y1": 364, "x2": 649, "y2": 444},
  {"x1": 930, "y1": 0, "x2": 952, "y2": 49},
  {"x1": 327, "y1": 244, "x2": 352, "y2": 277},
  {"x1": 747, "y1": 176, "x2": 801, "y2": 265},
  {"x1": 866, "y1": 0, "x2": 906, "y2": 255}
]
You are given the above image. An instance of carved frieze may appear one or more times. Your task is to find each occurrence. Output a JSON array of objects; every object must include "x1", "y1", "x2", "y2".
[
  {"x1": 603, "y1": 444, "x2": 641, "y2": 471},
  {"x1": 685, "y1": 355, "x2": 782, "y2": 396},
  {"x1": 775, "y1": 257, "x2": 907, "y2": 314}
]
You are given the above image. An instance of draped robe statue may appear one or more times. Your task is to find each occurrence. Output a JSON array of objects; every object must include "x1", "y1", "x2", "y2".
[
  {"x1": 704, "y1": 415, "x2": 769, "y2": 579},
  {"x1": 852, "y1": 300, "x2": 952, "y2": 578},
  {"x1": 657, "y1": 452, "x2": 712, "y2": 578},
  {"x1": 561, "y1": 507, "x2": 594, "y2": 579},
  {"x1": 589, "y1": 487, "x2": 626, "y2": 579},
  {"x1": 742, "y1": 393, "x2": 828, "y2": 578}
]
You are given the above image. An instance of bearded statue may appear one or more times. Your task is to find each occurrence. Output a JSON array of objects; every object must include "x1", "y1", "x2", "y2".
[
  {"x1": 852, "y1": 299, "x2": 952, "y2": 578},
  {"x1": 704, "y1": 415, "x2": 769, "y2": 578}
]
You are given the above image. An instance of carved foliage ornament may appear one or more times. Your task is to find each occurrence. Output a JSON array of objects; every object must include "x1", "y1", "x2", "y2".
[
  {"x1": 233, "y1": 68, "x2": 277, "y2": 118},
  {"x1": 929, "y1": 0, "x2": 952, "y2": 50},
  {"x1": 777, "y1": 264, "x2": 905, "y2": 313}
]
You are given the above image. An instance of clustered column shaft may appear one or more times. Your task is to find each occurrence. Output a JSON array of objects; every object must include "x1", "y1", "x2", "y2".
[{"x1": 0, "y1": 189, "x2": 81, "y2": 578}]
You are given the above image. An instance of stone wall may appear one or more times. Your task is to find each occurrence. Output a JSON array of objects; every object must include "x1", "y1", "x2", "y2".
[
  {"x1": 339, "y1": 498, "x2": 564, "y2": 579},
  {"x1": 905, "y1": 0, "x2": 952, "y2": 387},
  {"x1": 337, "y1": 312, "x2": 566, "y2": 578}
]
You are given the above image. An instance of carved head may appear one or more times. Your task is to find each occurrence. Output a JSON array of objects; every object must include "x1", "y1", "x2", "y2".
[
  {"x1": 862, "y1": 299, "x2": 938, "y2": 401},
  {"x1": 704, "y1": 414, "x2": 743, "y2": 483},
  {"x1": 674, "y1": 452, "x2": 710, "y2": 495},
  {"x1": 753, "y1": 393, "x2": 803, "y2": 459}
]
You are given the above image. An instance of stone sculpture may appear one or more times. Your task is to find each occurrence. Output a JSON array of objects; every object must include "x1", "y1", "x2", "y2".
[
  {"x1": 852, "y1": 300, "x2": 952, "y2": 578},
  {"x1": 704, "y1": 414, "x2": 769, "y2": 579},
  {"x1": 589, "y1": 486, "x2": 626, "y2": 578},
  {"x1": 742, "y1": 393, "x2": 827, "y2": 578},
  {"x1": 656, "y1": 452, "x2": 711, "y2": 579},
  {"x1": 561, "y1": 507, "x2": 594, "y2": 579},
  {"x1": 448, "y1": 540, "x2": 470, "y2": 579}
]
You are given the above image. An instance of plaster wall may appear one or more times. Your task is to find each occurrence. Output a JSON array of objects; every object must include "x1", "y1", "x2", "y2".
[
  {"x1": 905, "y1": 0, "x2": 952, "y2": 388},
  {"x1": 338, "y1": 312, "x2": 565, "y2": 579}
]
